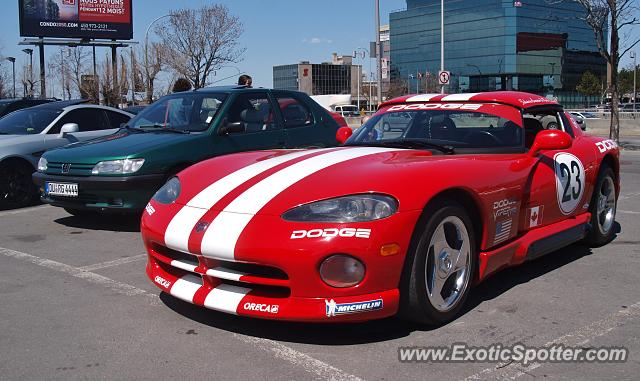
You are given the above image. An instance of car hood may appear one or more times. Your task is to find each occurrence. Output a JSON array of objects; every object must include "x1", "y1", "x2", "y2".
[
  {"x1": 170, "y1": 146, "x2": 488, "y2": 215},
  {"x1": 0, "y1": 134, "x2": 44, "y2": 146},
  {"x1": 43, "y1": 130, "x2": 199, "y2": 163}
]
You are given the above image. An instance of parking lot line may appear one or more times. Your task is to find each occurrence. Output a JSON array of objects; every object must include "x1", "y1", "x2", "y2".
[
  {"x1": 0, "y1": 246, "x2": 363, "y2": 381},
  {"x1": 78, "y1": 254, "x2": 147, "y2": 272},
  {"x1": 618, "y1": 210, "x2": 640, "y2": 215},
  {"x1": 0, "y1": 247, "x2": 159, "y2": 303},
  {"x1": 461, "y1": 300, "x2": 640, "y2": 380},
  {"x1": 619, "y1": 192, "x2": 640, "y2": 200},
  {"x1": 0, "y1": 205, "x2": 52, "y2": 217}
]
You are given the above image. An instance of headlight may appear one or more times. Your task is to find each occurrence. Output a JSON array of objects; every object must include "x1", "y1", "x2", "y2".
[
  {"x1": 153, "y1": 177, "x2": 181, "y2": 204},
  {"x1": 282, "y1": 194, "x2": 398, "y2": 222},
  {"x1": 91, "y1": 158, "x2": 145, "y2": 175},
  {"x1": 37, "y1": 157, "x2": 47, "y2": 172}
]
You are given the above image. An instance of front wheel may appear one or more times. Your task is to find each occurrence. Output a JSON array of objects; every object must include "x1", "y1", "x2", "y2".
[
  {"x1": 584, "y1": 165, "x2": 617, "y2": 246},
  {"x1": 402, "y1": 200, "x2": 476, "y2": 325},
  {"x1": 0, "y1": 162, "x2": 37, "y2": 210}
]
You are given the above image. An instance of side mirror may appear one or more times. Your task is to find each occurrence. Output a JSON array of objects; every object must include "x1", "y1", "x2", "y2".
[
  {"x1": 336, "y1": 126, "x2": 353, "y2": 145},
  {"x1": 217, "y1": 119, "x2": 245, "y2": 135},
  {"x1": 529, "y1": 129, "x2": 572, "y2": 156},
  {"x1": 59, "y1": 123, "x2": 79, "y2": 138}
]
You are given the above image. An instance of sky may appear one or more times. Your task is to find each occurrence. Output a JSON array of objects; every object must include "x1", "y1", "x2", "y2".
[
  {"x1": 0, "y1": 0, "x2": 406, "y2": 96},
  {"x1": 0, "y1": 0, "x2": 637, "y2": 98}
]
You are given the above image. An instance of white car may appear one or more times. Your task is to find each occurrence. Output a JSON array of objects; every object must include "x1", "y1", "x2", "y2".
[
  {"x1": 568, "y1": 112, "x2": 597, "y2": 131},
  {"x1": 0, "y1": 100, "x2": 133, "y2": 209}
]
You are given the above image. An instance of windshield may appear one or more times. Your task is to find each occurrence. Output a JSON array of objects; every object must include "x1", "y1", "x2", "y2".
[
  {"x1": 128, "y1": 93, "x2": 227, "y2": 132},
  {"x1": 0, "y1": 109, "x2": 62, "y2": 135},
  {"x1": 346, "y1": 103, "x2": 523, "y2": 150}
]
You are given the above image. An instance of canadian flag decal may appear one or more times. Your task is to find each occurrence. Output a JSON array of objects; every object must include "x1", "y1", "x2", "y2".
[{"x1": 528, "y1": 206, "x2": 543, "y2": 228}]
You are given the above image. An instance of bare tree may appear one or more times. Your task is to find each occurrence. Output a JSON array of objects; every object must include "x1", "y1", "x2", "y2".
[
  {"x1": 100, "y1": 55, "x2": 118, "y2": 106},
  {"x1": 0, "y1": 62, "x2": 8, "y2": 98},
  {"x1": 156, "y1": 4, "x2": 245, "y2": 88},
  {"x1": 64, "y1": 47, "x2": 95, "y2": 100},
  {"x1": 140, "y1": 42, "x2": 164, "y2": 103},
  {"x1": 551, "y1": 0, "x2": 640, "y2": 142}
]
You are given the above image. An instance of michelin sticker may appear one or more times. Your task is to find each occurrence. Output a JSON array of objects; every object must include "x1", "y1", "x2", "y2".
[
  {"x1": 325, "y1": 299, "x2": 383, "y2": 317},
  {"x1": 554, "y1": 153, "x2": 585, "y2": 215}
]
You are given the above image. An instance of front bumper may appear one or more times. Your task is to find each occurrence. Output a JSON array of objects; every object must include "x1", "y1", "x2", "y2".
[
  {"x1": 142, "y1": 201, "x2": 421, "y2": 322},
  {"x1": 33, "y1": 172, "x2": 166, "y2": 211}
]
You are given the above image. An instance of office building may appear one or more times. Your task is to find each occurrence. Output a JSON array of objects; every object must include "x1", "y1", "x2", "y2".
[{"x1": 389, "y1": 0, "x2": 606, "y2": 106}]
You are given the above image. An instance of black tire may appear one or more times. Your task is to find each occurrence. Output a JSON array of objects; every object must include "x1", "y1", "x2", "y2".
[
  {"x1": 0, "y1": 161, "x2": 37, "y2": 210},
  {"x1": 401, "y1": 199, "x2": 477, "y2": 325},
  {"x1": 584, "y1": 165, "x2": 617, "y2": 247}
]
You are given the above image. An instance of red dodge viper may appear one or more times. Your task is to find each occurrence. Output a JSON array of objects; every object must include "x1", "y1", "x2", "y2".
[{"x1": 141, "y1": 91, "x2": 619, "y2": 324}]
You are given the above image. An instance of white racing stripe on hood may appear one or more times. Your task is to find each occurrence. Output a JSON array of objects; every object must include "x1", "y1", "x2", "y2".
[
  {"x1": 200, "y1": 147, "x2": 401, "y2": 259},
  {"x1": 405, "y1": 94, "x2": 442, "y2": 102},
  {"x1": 440, "y1": 93, "x2": 480, "y2": 101},
  {"x1": 164, "y1": 149, "x2": 332, "y2": 253}
]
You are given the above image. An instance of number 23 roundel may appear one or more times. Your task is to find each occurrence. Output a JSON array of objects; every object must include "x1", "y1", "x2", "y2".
[{"x1": 554, "y1": 152, "x2": 586, "y2": 215}]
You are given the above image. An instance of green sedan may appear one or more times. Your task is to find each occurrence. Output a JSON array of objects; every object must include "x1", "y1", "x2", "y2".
[{"x1": 33, "y1": 87, "x2": 345, "y2": 214}]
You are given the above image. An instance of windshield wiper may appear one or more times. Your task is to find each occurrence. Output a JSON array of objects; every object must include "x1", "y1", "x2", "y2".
[
  {"x1": 120, "y1": 125, "x2": 148, "y2": 133},
  {"x1": 136, "y1": 124, "x2": 190, "y2": 134},
  {"x1": 349, "y1": 138, "x2": 455, "y2": 154}
]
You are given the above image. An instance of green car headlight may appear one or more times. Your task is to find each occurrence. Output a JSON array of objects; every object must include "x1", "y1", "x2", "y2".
[
  {"x1": 153, "y1": 177, "x2": 181, "y2": 204},
  {"x1": 37, "y1": 157, "x2": 48, "y2": 172},
  {"x1": 91, "y1": 158, "x2": 145, "y2": 175},
  {"x1": 282, "y1": 194, "x2": 398, "y2": 223}
]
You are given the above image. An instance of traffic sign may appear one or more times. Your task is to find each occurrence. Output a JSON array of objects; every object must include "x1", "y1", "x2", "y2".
[{"x1": 438, "y1": 71, "x2": 451, "y2": 85}]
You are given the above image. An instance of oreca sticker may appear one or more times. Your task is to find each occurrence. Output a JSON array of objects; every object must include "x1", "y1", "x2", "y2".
[{"x1": 554, "y1": 153, "x2": 585, "y2": 215}]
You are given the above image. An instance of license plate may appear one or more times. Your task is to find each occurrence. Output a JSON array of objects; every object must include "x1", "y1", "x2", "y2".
[{"x1": 45, "y1": 182, "x2": 78, "y2": 197}]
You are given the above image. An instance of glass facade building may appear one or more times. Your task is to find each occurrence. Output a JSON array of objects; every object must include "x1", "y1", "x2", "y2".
[
  {"x1": 273, "y1": 55, "x2": 361, "y2": 97},
  {"x1": 389, "y1": 0, "x2": 606, "y2": 106}
]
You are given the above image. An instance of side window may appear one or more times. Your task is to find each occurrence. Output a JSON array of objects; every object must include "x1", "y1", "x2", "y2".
[
  {"x1": 225, "y1": 93, "x2": 278, "y2": 133},
  {"x1": 559, "y1": 112, "x2": 575, "y2": 138},
  {"x1": 523, "y1": 110, "x2": 570, "y2": 148},
  {"x1": 51, "y1": 109, "x2": 109, "y2": 133},
  {"x1": 105, "y1": 110, "x2": 131, "y2": 129},
  {"x1": 275, "y1": 96, "x2": 313, "y2": 128}
]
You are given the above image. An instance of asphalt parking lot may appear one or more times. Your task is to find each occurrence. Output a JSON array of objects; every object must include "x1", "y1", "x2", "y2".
[{"x1": 1, "y1": 151, "x2": 639, "y2": 381}]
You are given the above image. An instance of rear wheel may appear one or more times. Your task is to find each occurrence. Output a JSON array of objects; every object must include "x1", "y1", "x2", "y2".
[
  {"x1": 584, "y1": 165, "x2": 616, "y2": 246},
  {"x1": 402, "y1": 200, "x2": 476, "y2": 325},
  {"x1": 0, "y1": 162, "x2": 36, "y2": 210}
]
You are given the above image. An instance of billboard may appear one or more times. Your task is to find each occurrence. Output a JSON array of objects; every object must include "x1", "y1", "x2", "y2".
[{"x1": 19, "y1": 0, "x2": 133, "y2": 40}]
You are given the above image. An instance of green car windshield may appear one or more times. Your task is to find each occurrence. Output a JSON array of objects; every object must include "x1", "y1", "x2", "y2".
[{"x1": 129, "y1": 93, "x2": 227, "y2": 132}]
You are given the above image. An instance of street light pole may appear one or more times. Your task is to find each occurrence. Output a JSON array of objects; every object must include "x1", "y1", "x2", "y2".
[
  {"x1": 375, "y1": 0, "x2": 382, "y2": 105},
  {"x1": 440, "y1": 0, "x2": 445, "y2": 94},
  {"x1": 354, "y1": 51, "x2": 361, "y2": 113},
  {"x1": 356, "y1": 47, "x2": 370, "y2": 111},
  {"x1": 5, "y1": 57, "x2": 16, "y2": 98},
  {"x1": 22, "y1": 48, "x2": 33, "y2": 97},
  {"x1": 145, "y1": 14, "x2": 171, "y2": 102},
  {"x1": 631, "y1": 51, "x2": 637, "y2": 112}
]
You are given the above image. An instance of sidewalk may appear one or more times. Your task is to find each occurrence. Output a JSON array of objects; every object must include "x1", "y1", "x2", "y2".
[{"x1": 586, "y1": 120, "x2": 640, "y2": 151}]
